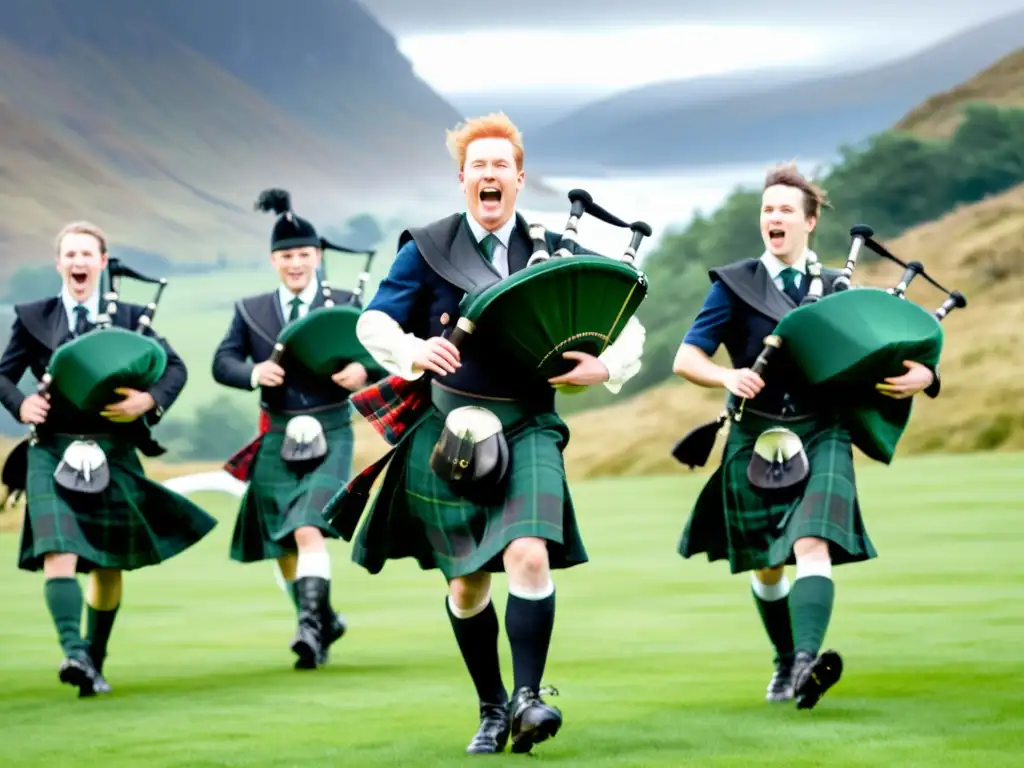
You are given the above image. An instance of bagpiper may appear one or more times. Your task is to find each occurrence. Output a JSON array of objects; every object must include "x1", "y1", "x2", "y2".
[
  {"x1": 0, "y1": 221, "x2": 217, "y2": 697},
  {"x1": 671, "y1": 164, "x2": 944, "y2": 709},
  {"x1": 323, "y1": 113, "x2": 650, "y2": 755},
  {"x1": 213, "y1": 189, "x2": 386, "y2": 669}
]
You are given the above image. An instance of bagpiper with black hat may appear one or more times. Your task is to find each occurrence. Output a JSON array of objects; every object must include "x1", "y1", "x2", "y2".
[
  {"x1": 212, "y1": 188, "x2": 386, "y2": 670},
  {"x1": 670, "y1": 163, "x2": 945, "y2": 710},
  {"x1": 0, "y1": 220, "x2": 217, "y2": 698}
]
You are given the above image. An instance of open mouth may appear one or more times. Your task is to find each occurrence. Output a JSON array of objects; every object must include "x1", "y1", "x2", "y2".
[
  {"x1": 70, "y1": 271, "x2": 89, "y2": 287},
  {"x1": 768, "y1": 229, "x2": 786, "y2": 248},
  {"x1": 479, "y1": 187, "x2": 502, "y2": 208}
]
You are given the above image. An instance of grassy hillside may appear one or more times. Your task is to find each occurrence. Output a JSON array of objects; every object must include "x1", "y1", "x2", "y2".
[
  {"x1": 563, "y1": 183, "x2": 1024, "y2": 479},
  {"x1": 895, "y1": 48, "x2": 1024, "y2": 138}
]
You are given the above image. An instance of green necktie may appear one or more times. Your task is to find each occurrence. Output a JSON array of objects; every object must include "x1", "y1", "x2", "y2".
[
  {"x1": 73, "y1": 305, "x2": 89, "y2": 336},
  {"x1": 288, "y1": 297, "x2": 302, "y2": 322},
  {"x1": 779, "y1": 267, "x2": 802, "y2": 303},
  {"x1": 479, "y1": 233, "x2": 500, "y2": 263}
]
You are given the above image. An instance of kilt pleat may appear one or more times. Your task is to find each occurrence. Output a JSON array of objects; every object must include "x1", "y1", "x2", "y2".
[
  {"x1": 678, "y1": 411, "x2": 877, "y2": 573},
  {"x1": 229, "y1": 405, "x2": 352, "y2": 563},
  {"x1": 348, "y1": 386, "x2": 588, "y2": 581},
  {"x1": 19, "y1": 436, "x2": 217, "y2": 573}
]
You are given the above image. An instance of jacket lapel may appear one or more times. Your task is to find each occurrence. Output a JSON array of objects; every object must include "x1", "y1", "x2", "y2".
[
  {"x1": 238, "y1": 292, "x2": 285, "y2": 346},
  {"x1": 452, "y1": 214, "x2": 502, "y2": 284},
  {"x1": 309, "y1": 287, "x2": 326, "y2": 312},
  {"x1": 508, "y1": 214, "x2": 532, "y2": 275},
  {"x1": 49, "y1": 300, "x2": 72, "y2": 350},
  {"x1": 713, "y1": 260, "x2": 794, "y2": 323}
]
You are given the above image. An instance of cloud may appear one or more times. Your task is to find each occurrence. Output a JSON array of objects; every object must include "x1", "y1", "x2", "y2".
[
  {"x1": 357, "y1": 0, "x2": 1024, "y2": 35},
  {"x1": 398, "y1": 25, "x2": 844, "y2": 94}
]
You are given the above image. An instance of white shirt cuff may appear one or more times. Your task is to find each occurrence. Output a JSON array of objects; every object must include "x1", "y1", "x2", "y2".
[
  {"x1": 249, "y1": 365, "x2": 260, "y2": 390},
  {"x1": 356, "y1": 310, "x2": 427, "y2": 381},
  {"x1": 598, "y1": 316, "x2": 646, "y2": 394}
]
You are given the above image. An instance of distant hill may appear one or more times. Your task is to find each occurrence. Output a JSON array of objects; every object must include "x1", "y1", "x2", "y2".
[
  {"x1": 528, "y1": 11, "x2": 1024, "y2": 173},
  {"x1": 0, "y1": 0, "x2": 560, "y2": 277},
  {"x1": 895, "y1": 49, "x2": 1024, "y2": 138}
]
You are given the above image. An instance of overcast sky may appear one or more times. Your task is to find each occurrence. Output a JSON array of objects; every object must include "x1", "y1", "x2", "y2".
[{"x1": 357, "y1": 1, "x2": 1024, "y2": 96}]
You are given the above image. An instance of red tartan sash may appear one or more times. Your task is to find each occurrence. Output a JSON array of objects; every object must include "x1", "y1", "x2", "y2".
[
  {"x1": 349, "y1": 374, "x2": 430, "y2": 446},
  {"x1": 321, "y1": 374, "x2": 432, "y2": 534},
  {"x1": 223, "y1": 409, "x2": 271, "y2": 482}
]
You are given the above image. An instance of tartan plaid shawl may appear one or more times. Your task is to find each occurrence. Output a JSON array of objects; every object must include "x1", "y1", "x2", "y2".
[
  {"x1": 350, "y1": 374, "x2": 430, "y2": 446},
  {"x1": 223, "y1": 409, "x2": 272, "y2": 482}
]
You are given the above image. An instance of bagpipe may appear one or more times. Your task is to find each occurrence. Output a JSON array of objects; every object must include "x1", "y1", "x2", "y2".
[
  {"x1": 1, "y1": 259, "x2": 171, "y2": 502},
  {"x1": 672, "y1": 224, "x2": 967, "y2": 490},
  {"x1": 447, "y1": 188, "x2": 651, "y2": 389},
  {"x1": 266, "y1": 238, "x2": 378, "y2": 379},
  {"x1": 428, "y1": 189, "x2": 654, "y2": 494}
]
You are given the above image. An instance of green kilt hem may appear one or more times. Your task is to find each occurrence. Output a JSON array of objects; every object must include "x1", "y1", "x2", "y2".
[
  {"x1": 678, "y1": 411, "x2": 877, "y2": 574},
  {"x1": 349, "y1": 385, "x2": 588, "y2": 582},
  {"x1": 229, "y1": 403, "x2": 352, "y2": 563},
  {"x1": 19, "y1": 434, "x2": 217, "y2": 573}
]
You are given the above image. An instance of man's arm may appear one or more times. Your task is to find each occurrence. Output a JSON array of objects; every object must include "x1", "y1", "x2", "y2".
[
  {"x1": 0, "y1": 315, "x2": 33, "y2": 420},
  {"x1": 671, "y1": 280, "x2": 734, "y2": 388},
  {"x1": 597, "y1": 316, "x2": 646, "y2": 394},
  {"x1": 212, "y1": 307, "x2": 257, "y2": 390},
  {"x1": 355, "y1": 241, "x2": 430, "y2": 381}
]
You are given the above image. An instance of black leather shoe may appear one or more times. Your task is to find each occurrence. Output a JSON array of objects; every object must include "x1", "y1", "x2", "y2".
[
  {"x1": 792, "y1": 649, "x2": 843, "y2": 710},
  {"x1": 466, "y1": 701, "x2": 511, "y2": 754},
  {"x1": 87, "y1": 649, "x2": 113, "y2": 697},
  {"x1": 509, "y1": 686, "x2": 562, "y2": 754},
  {"x1": 765, "y1": 653, "x2": 795, "y2": 701},
  {"x1": 59, "y1": 653, "x2": 99, "y2": 698},
  {"x1": 90, "y1": 672, "x2": 113, "y2": 697},
  {"x1": 315, "y1": 612, "x2": 347, "y2": 666},
  {"x1": 291, "y1": 576, "x2": 327, "y2": 669}
]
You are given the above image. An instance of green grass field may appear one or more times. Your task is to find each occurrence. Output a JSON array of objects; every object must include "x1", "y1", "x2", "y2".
[{"x1": 1, "y1": 452, "x2": 1021, "y2": 766}]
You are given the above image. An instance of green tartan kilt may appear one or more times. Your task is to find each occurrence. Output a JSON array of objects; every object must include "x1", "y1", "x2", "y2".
[
  {"x1": 229, "y1": 404, "x2": 352, "y2": 563},
  {"x1": 19, "y1": 434, "x2": 217, "y2": 573},
  {"x1": 350, "y1": 386, "x2": 588, "y2": 581},
  {"x1": 678, "y1": 411, "x2": 877, "y2": 574}
]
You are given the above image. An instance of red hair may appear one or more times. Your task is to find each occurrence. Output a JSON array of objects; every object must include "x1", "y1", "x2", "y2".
[{"x1": 445, "y1": 112, "x2": 525, "y2": 170}]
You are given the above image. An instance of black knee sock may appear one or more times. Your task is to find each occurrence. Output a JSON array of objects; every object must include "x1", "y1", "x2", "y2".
[
  {"x1": 44, "y1": 577, "x2": 88, "y2": 657},
  {"x1": 752, "y1": 585, "x2": 794, "y2": 661},
  {"x1": 505, "y1": 590, "x2": 556, "y2": 694},
  {"x1": 789, "y1": 575, "x2": 835, "y2": 656},
  {"x1": 446, "y1": 597, "x2": 507, "y2": 705},
  {"x1": 85, "y1": 604, "x2": 120, "y2": 674}
]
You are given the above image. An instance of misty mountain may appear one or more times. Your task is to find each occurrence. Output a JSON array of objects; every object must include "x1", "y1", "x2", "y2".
[
  {"x1": 0, "y1": 0, "x2": 557, "y2": 274},
  {"x1": 528, "y1": 10, "x2": 1024, "y2": 173}
]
